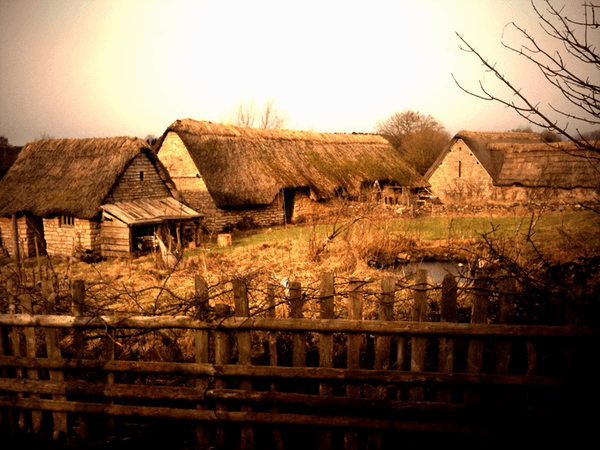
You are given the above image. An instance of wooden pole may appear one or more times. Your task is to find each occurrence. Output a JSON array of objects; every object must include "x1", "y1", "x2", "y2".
[
  {"x1": 193, "y1": 275, "x2": 210, "y2": 449},
  {"x1": 21, "y1": 294, "x2": 43, "y2": 433},
  {"x1": 409, "y1": 269, "x2": 428, "y2": 401},
  {"x1": 41, "y1": 280, "x2": 68, "y2": 439},
  {"x1": 345, "y1": 278, "x2": 363, "y2": 450},
  {"x1": 319, "y1": 272, "x2": 335, "y2": 450},
  {"x1": 234, "y1": 278, "x2": 254, "y2": 450},
  {"x1": 267, "y1": 283, "x2": 283, "y2": 450},
  {"x1": 496, "y1": 277, "x2": 515, "y2": 375},
  {"x1": 11, "y1": 214, "x2": 21, "y2": 279},
  {"x1": 465, "y1": 276, "x2": 489, "y2": 404},
  {"x1": 438, "y1": 273, "x2": 457, "y2": 403},
  {"x1": 289, "y1": 281, "x2": 305, "y2": 368},
  {"x1": 214, "y1": 302, "x2": 232, "y2": 448},
  {"x1": 369, "y1": 275, "x2": 396, "y2": 450}
]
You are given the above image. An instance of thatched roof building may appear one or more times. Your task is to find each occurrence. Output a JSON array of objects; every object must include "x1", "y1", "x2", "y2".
[
  {"x1": 0, "y1": 137, "x2": 200, "y2": 258},
  {"x1": 0, "y1": 137, "x2": 175, "y2": 218},
  {"x1": 155, "y1": 119, "x2": 423, "y2": 209},
  {"x1": 424, "y1": 130, "x2": 600, "y2": 203}
]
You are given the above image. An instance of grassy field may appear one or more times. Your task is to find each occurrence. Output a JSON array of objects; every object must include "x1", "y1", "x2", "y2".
[
  {"x1": 217, "y1": 209, "x2": 599, "y2": 258},
  {"x1": 4, "y1": 208, "x2": 598, "y2": 316}
]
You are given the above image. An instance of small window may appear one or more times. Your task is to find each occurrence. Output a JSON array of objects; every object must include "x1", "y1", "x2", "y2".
[
  {"x1": 458, "y1": 161, "x2": 462, "y2": 178},
  {"x1": 59, "y1": 215, "x2": 74, "y2": 228},
  {"x1": 139, "y1": 171, "x2": 144, "y2": 181}
]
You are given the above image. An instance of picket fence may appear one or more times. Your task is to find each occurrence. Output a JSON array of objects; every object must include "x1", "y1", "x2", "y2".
[{"x1": 0, "y1": 270, "x2": 597, "y2": 449}]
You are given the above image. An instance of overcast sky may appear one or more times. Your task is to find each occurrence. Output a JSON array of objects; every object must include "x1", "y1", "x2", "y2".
[{"x1": 0, "y1": 0, "x2": 593, "y2": 146}]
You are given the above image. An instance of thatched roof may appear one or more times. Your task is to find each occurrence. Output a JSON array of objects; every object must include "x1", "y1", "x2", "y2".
[
  {"x1": 424, "y1": 130, "x2": 600, "y2": 189},
  {"x1": 155, "y1": 119, "x2": 424, "y2": 208},
  {"x1": 0, "y1": 137, "x2": 173, "y2": 219}
]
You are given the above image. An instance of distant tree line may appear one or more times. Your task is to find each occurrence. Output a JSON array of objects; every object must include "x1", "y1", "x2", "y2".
[{"x1": 374, "y1": 110, "x2": 450, "y2": 175}]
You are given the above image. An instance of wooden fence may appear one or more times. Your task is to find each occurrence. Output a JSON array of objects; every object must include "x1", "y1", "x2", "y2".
[{"x1": 0, "y1": 271, "x2": 598, "y2": 449}]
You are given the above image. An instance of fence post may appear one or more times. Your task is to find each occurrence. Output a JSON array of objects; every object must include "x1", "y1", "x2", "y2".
[
  {"x1": 345, "y1": 278, "x2": 364, "y2": 450},
  {"x1": 465, "y1": 276, "x2": 489, "y2": 404},
  {"x1": 20, "y1": 293, "x2": 43, "y2": 433},
  {"x1": 193, "y1": 275, "x2": 210, "y2": 449},
  {"x1": 319, "y1": 272, "x2": 335, "y2": 450},
  {"x1": 7, "y1": 279, "x2": 23, "y2": 432},
  {"x1": 288, "y1": 281, "x2": 305, "y2": 368},
  {"x1": 409, "y1": 269, "x2": 428, "y2": 401},
  {"x1": 267, "y1": 283, "x2": 283, "y2": 450},
  {"x1": 369, "y1": 275, "x2": 396, "y2": 450},
  {"x1": 496, "y1": 277, "x2": 515, "y2": 375},
  {"x1": 214, "y1": 302, "x2": 232, "y2": 448},
  {"x1": 41, "y1": 280, "x2": 68, "y2": 439},
  {"x1": 233, "y1": 278, "x2": 254, "y2": 450},
  {"x1": 438, "y1": 273, "x2": 457, "y2": 402}
]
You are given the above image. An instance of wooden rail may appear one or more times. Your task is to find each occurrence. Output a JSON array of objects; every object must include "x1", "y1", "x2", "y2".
[{"x1": 0, "y1": 272, "x2": 597, "y2": 449}]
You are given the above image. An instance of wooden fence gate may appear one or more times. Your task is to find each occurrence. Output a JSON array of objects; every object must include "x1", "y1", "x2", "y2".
[{"x1": 0, "y1": 271, "x2": 598, "y2": 449}]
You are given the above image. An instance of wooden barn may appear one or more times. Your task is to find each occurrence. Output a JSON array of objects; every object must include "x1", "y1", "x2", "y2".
[
  {"x1": 424, "y1": 131, "x2": 600, "y2": 204},
  {"x1": 154, "y1": 119, "x2": 424, "y2": 232},
  {"x1": 0, "y1": 137, "x2": 200, "y2": 259}
]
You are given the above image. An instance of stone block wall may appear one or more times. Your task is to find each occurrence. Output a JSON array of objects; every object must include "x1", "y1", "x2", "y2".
[
  {"x1": 0, "y1": 215, "x2": 45, "y2": 258},
  {"x1": 43, "y1": 217, "x2": 101, "y2": 257}
]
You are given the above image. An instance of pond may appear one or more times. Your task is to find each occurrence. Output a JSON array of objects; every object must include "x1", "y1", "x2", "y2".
[{"x1": 395, "y1": 260, "x2": 470, "y2": 285}]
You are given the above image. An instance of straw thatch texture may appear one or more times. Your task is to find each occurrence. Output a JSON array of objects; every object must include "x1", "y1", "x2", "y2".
[
  {"x1": 156, "y1": 119, "x2": 423, "y2": 209},
  {"x1": 424, "y1": 130, "x2": 600, "y2": 189},
  {"x1": 0, "y1": 137, "x2": 155, "y2": 219},
  {"x1": 491, "y1": 141, "x2": 600, "y2": 188}
]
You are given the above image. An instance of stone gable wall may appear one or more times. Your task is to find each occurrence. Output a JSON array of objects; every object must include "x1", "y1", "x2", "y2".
[
  {"x1": 427, "y1": 140, "x2": 599, "y2": 205},
  {"x1": 427, "y1": 139, "x2": 494, "y2": 203}
]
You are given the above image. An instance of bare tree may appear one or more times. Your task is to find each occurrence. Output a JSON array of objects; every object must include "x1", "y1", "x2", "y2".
[
  {"x1": 375, "y1": 110, "x2": 450, "y2": 174},
  {"x1": 259, "y1": 97, "x2": 288, "y2": 129},
  {"x1": 232, "y1": 97, "x2": 288, "y2": 129},
  {"x1": 453, "y1": 0, "x2": 600, "y2": 153},
  {"x1": 234, "y1": 98, "x2": 258, "y2": 128},
  {"x1": 145, "y1": 134, "x2": 158, "y2": 146}
]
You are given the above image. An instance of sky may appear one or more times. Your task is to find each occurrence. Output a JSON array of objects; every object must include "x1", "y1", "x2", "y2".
[{"x1": 0, "y1": 0, "x2": 594, "y2": 146}]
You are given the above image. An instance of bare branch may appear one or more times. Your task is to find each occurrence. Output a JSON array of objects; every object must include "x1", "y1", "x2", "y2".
[{"x1": 452, "y1": 0, "x2": 600, "y2": 154}]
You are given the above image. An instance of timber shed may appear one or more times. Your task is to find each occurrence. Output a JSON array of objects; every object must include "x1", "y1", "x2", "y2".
[
  {"x1": 424, "y1": 131, "x2": 600, "y2": 204},
  {"x1": 0, "y1": 137, "x2": 200, "y2": 259},
  {"x1": 154, "y1": 119, "x2": 424, "y2": 232}
]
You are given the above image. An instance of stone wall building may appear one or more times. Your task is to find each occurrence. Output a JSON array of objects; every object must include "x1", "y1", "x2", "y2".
[
  {"x1": 424, "y1": 131, "x2": 600, "y2": 205},
  {"x1": 154, "y1": 119, "x2": 424, "y2": 232},
  {"x1": 0, "y1": 137, "x2": 200, "y2": 259}
]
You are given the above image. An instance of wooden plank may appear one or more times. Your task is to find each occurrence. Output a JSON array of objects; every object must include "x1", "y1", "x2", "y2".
[
  {"x1": 438, "y1": 273, "x2": 457, "y2": 403},
  {"x1": 41, "y1": 280, "x2": 68, "y2": 439},
  {"x1": 193, "y1": 276, "x2": 210, "y2": 449},
  {"x1": 345, "y1": 279, "x2": 363, "y2": 450},
  {"x1": 267, "y1": 283, "x2": 283, "y2": 450},
  {"x1": 7, "y1": 280, "x2": 23, "y2": 432},
  {"x1": 234, "y1": 278, "x2": 253, "y2": 450},
  {"x1": 409, "y1": 269, "x2": 428, "y2": 401},
  {"x1": 214, "y1": 302, "x2": 232, "y2": 448},
  {"x1": 20, "y1": 294, "x2": 43, "y2": 433},
  {"x1": 289, "y1": 281, "x2": 305, "y2": 368},
  {"x1": 466, "y1": 277, "x2": 489, "y2": 404},
  {"x1": 0, "y1": 314, "x2": 595, "y2": 338},
  {"x1": 319, "y1": 272, "x2": 335, "y2": 450},
  {"x1": 369, "y1": 275, "x2": 395, "y2": 450},
  {"x1": 496, "y1": 277, "x2": 515, "y2": 375}
]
